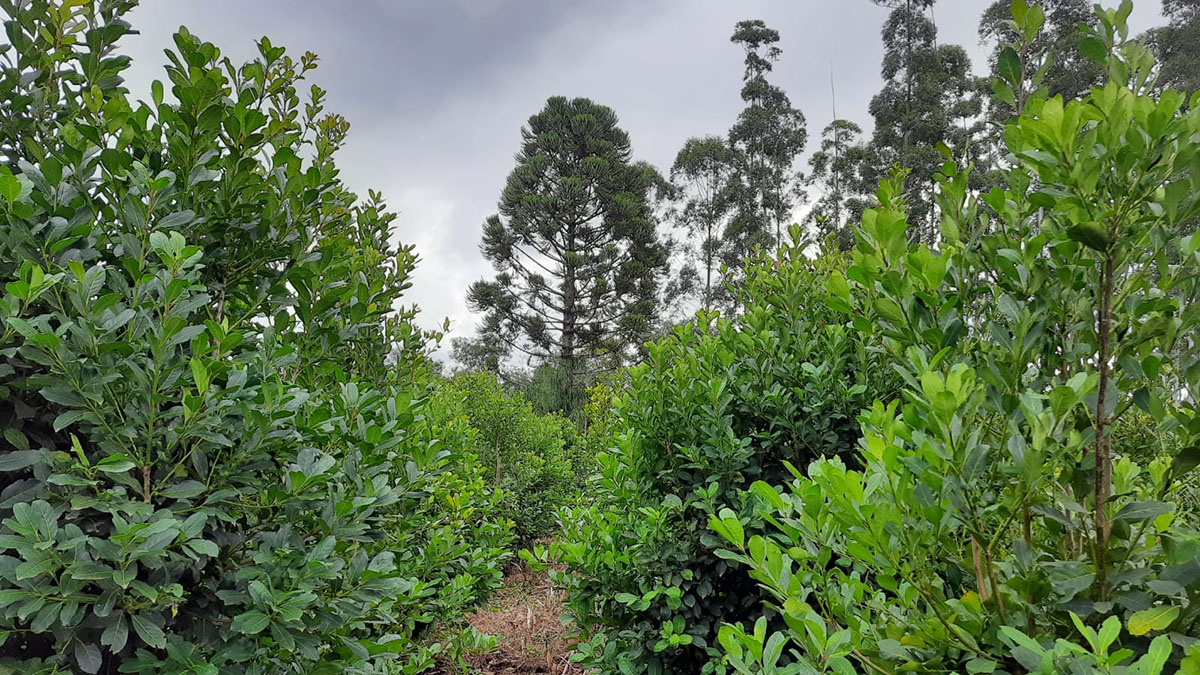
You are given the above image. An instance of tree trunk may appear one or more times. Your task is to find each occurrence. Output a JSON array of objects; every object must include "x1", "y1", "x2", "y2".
[
  {"x1": 561, "y1": 220, "x2": 578, "y2": 400},
  {"x1": 705, "y1": 202, "x2": 715, "y2": 312},
  {"x1": 1093, "y1": 250, "x2": 1114, "y2": 599}
]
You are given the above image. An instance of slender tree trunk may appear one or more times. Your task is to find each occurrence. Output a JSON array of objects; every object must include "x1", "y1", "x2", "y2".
[
  {"x1": 1094, "y1": 250, "x2": 1114, "y2": 600},
  {"x1": 214, "y1": 285, "x2": 226, "y2": 323},
  {"x1": 971, "y1": 537, "x2": 989, "y2": 602},
  {"x1": 831, "y1": 70, "x2": 842, "y2": 234},
  {"x1": 904, "y1": 0, "x2": 913, "y2": 156},
  {"x1": 562, "y1": 220, "x2": 578, "y2": 400},
  {"x1": 705, "y1": 253, "x2": 713, "y2": 313},
  {"x1": 705, "y1": 203, "x2": 714, "y2": 313},
  {"x1": 213, "y1": 285, "x2": 226, "y2": 358},
  {"x1": 1023, "y1": 507, "x2": 1035, "y2": 633}
]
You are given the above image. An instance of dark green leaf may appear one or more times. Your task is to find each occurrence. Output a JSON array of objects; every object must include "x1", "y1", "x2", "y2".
[
  {"x1": 231, "y1": 610, "x2": 271, "y2": 635},
  {"x1": 101, "y1": 613, "x2": 129, "y2": 652},
  {"x1": 1079, "y1": 37, "x2": 1107, "y2": 63},
  {"x1": 75, "y1": 641, "x2": 102, "y2": 674},
  {"x1": 130, "y1": 613, "x2": 166, "y2": 648},
  {"x1": 1114, "y1": 500, "x2": 1171, "y2": 523},
  {"x1": 997, "y1": 47, "x2": 1021, "y2": 85}
]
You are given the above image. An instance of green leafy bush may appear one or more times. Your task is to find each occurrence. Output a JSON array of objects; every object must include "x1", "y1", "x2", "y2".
[
  {"x1": 573, "y1": 380, "x2": 621, "y2": 484},
  {"x1": 1112, "y1": 412, "x2": 1200, "y2": 527},
  {"x1": 554, "y1": 240, "x2": 895, "y2": 673},
  {"x1": 713, "y1": 4, "x2": 1200, "y2": 672},
  {"x1": 0, "y1": 3, "x2": 509, "y2": 672},
  {"x1": 438, "y1": 372, "x2": 584, "y2": 541},
  {"x1": 522, "y1": 360, "x2": 590, "y2": 422}
]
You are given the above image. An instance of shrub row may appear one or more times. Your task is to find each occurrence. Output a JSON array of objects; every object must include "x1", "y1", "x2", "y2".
[
  {"x1": 554, "y1": 241, "x2": 895, "y2": 673},
  {"x1": 716, "y1": 7, "x2": 1200, "y2": 670},
  {"x1": 0, "y1": 4, "x2": 512, "y2": 672},
  {"x1": 436, "y1": 372, "x2": 590, "y2": 541},
  {"x1": 557, "y1": 3, "x2": 1200, "y2": 673}
]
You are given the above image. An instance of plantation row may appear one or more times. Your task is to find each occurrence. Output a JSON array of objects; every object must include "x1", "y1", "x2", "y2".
[{"x1": 1, "y1": 0, "x2": 1200, "y2": 674}]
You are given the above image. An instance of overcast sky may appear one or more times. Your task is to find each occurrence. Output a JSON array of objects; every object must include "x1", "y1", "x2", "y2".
[{"x1": 120, "y1": 0, "x2": 1164, "y2": 356}]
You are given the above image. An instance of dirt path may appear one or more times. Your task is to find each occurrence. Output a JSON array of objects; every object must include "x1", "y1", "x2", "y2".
[{"x1": 438, "y1": 560, "x2": 584, "y2": 674}]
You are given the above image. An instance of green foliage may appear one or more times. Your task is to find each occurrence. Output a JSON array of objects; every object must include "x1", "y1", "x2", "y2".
[
  {"x1": 573, "y1": 380, "x2": 620, "y2": 483},
  {"x1": 0, "y1": 2, "x2": 510, "y2": 672},
  {"x1": 555, "y1": 237, "x2": 894, "y2": 673},
  {"x1": 448, "y1": 330, "x2": 509, "y2": 380},
  {"x1": 467, "y1": 96, "x2": 669, "y2": 400},
  {"x1": 670, "y1": 136, "x2": 736, "y2": 313},
  {"x1": 712, "y1": 4, "x2": 1200, "y2": 672},
  {"x1": 725, "y1": 21, "x2": 807, "y2": 264},
  {"x1": 438, "y1": 372, "x2": 586, "y2": 541},
  {"x1": 804, "y1": 120, "x2": 875, "y2": 252},
  {"x1": 980, "y1": 0, "x2": 1103, "y2": 114},
  {"x1": 521, "y1": 359, "x2": 591, "y2": 422},
  {"x1": 1112, "y1": 412, "x2": 1200, "y2": 526},
  {"x1": 864, "y1": 0, "x2": 988, "y2": 244},
  {"x1": 996, "y1": 614, "x2": 1176, "y2": 674},
  {"x1": 1145, "y1": 0, "x2": 1200, "y2": 95}
]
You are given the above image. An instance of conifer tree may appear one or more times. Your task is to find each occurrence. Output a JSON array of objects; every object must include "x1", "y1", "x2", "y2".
[{"x1": 467, "y1": 96, "x2": 667, "y2": 400}]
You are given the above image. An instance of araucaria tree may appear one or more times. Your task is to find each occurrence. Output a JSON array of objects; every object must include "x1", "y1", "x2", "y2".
[
  {"x1": 467, "y1": 96, "x2": 667, "y2": 398},
  {"x1": 725, "y1": 20, "x2": 807, "y2": 266},
  {"x1": 670, "y1": 136, "x2": 734, "y2": 312}
]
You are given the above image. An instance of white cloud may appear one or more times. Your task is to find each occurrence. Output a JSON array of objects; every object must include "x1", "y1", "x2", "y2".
[{"x1": 383, "y1": 186, "x2": 478, "y2": 346}]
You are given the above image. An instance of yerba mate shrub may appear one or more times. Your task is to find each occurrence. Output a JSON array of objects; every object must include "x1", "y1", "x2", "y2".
[
  {"x1": 556, "y1": 236, "x2": 895, "y2": 673},
  {"x1": 715, "y1": 3, "x2": 1200, "y2": 672},
  {"x1": 0, "y1": 1, "x2": 510, "y2": 672}
]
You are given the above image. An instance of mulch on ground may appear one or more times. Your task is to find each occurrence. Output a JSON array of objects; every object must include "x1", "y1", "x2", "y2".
[{"x1": 435, "y1": 559, "x2": 585, "y2": 674}]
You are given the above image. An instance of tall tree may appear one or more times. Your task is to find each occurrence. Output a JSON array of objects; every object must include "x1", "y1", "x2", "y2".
[
  {"x1": 979, "y1": 0, "x2": 1102, "y2": 104},
  {"x1": 967, "y1": 2, "x2": 1102, "y2": 200},
  {"x1": 1147, "y1": 0, "x2": 1200, "y2": 94},
  {"x1": 724, "y1": 20, "x2": 807, "y2": 267},
  {"x1": 467, "y1": 96, "x2": 667, "y2": 398},
  {"x1": 865, "y1": 0, "x2": 985, "y2": 243},
  {"x1": 805, "y1": 119, "x2": 873, "y2": 250},
  {"x1": 1144, "y1": 1, "x2": 1200, "y2": 249},
  {"x1": 449, "y1": 323, "x2": 509, "y2": 377},
  {"x1": 670, "y1": 136, "x2": 735, "y2": 312}
]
